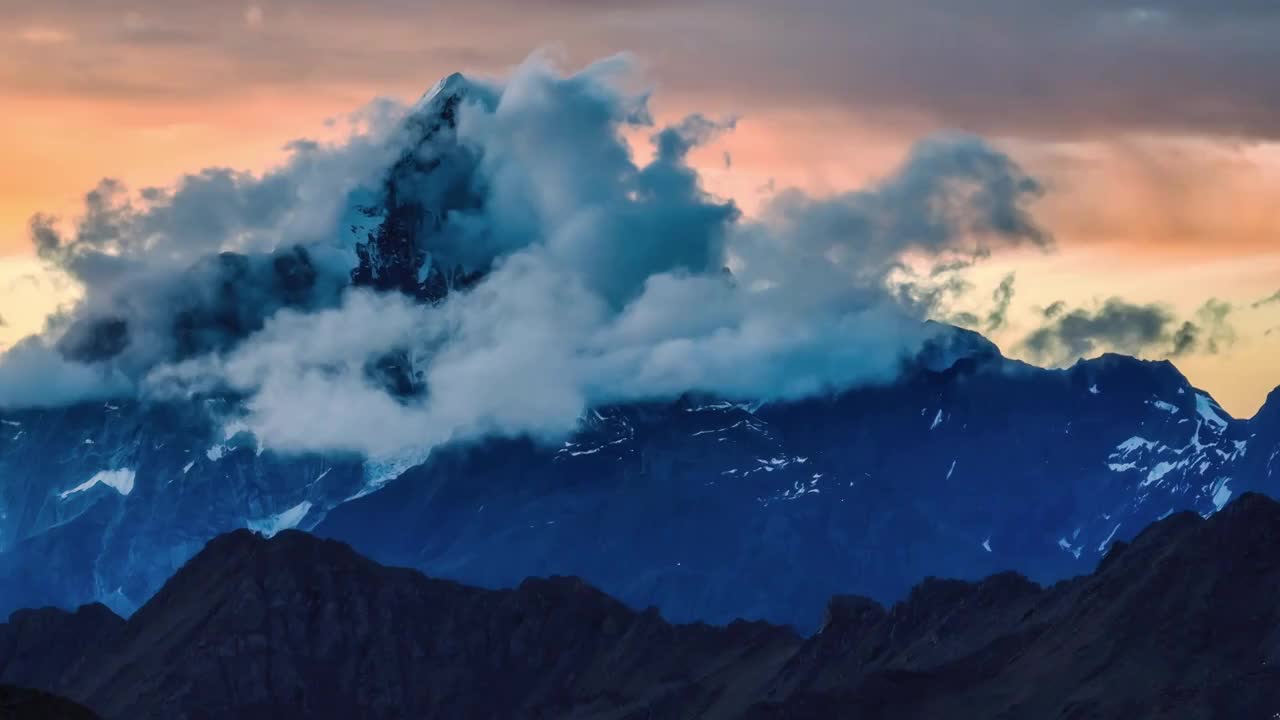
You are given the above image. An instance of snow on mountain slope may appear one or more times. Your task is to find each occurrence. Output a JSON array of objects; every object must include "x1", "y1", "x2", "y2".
[{"x1": 314, "y1": 349, "x2": 1280, "y2": 628}]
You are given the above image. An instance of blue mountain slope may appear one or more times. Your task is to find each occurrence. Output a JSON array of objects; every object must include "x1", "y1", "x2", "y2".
[
  {"x1": 312, "y1": 346, "x2": 1278, "y2": 628},
  {"x1": 1, "y1": 317, "x2": 1274, "y2": 629}
]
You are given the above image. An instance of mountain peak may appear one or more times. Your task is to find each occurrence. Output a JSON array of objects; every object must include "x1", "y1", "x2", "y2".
[
  {"x1": 414, "y1": 71, "x2": 471, "y2": 111},
  {"x1": 1253, "y1": 384, "x2": 1280, "y2": 424},
  {"x1": 349, "y1": 71, "x2": 488, "y2": 305},
  {"x1": 915, "y1": 321, "x2": 1004, "y2": 372}
]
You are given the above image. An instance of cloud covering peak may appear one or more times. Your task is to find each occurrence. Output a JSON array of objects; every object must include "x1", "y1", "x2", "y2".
[{"x1": 1, "y1": 53, "x2": 1051, "y2": 457}]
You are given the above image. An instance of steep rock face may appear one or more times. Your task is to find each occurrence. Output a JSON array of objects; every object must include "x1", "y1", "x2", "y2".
[
  {"x1": 315, "y1": 349, "x2": 1280, "y2": 629},
  {"x1": 349, "y1": 72, "x2": 487, "y2": 303},
  {"x1": 0, "y1": 400, "x2": 365, "y2": 616},
  {"x1": 6, "y1": 494, "x2": 1280, "y2": 719}
]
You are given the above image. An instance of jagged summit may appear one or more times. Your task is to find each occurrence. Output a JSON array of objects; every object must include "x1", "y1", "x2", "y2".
[
  {"x1": 916, "y1": 320, "x2": 1004, "y2": 372},
  {"x1": 413, "y1": 71, "x2": 472, "y2": 112},
  {"x1": 350, "y1": 71, "x2": 486, "y2": 303}
]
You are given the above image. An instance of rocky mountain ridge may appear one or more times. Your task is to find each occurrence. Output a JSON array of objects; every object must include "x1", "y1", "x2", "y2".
[{"x1": 4, "y1": 492, "x2": 1280, "y2": 719}]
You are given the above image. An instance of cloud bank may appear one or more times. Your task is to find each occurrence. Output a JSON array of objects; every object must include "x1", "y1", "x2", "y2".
[
  {"x1": 3, "y1": 53, "x2": 1051, "y2": 457},
  {"x1": 10, "y1": 1, "x2": 1280, "y2": 139},
  {"x1": 1018, "y1": 297, "x2": 1237, "y2": 365}
]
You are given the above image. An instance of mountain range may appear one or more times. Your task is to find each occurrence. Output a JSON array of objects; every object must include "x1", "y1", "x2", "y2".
[
  {"x1": 3, "y1": 328, "x2": 1276, "y2": 630},
  {"x1": 4, "y1": 491, "x2": 1280, "y2": 719},
  {"x1": 0, "y1": 72, "x2": 1277, "y2": 632}
]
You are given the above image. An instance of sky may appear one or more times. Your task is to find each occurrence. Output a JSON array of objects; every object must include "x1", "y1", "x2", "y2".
[{"x1": 0, "y1": 0, "x2": 1277, "y2": 418}]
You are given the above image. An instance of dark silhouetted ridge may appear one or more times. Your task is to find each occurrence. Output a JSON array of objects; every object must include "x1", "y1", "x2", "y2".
[
  {"x1": 5, "y1": 493, "x2": 1280, "y2": 718},
  {"x1": 0, "y1": 685, "x2": 99, "y2": 720}
]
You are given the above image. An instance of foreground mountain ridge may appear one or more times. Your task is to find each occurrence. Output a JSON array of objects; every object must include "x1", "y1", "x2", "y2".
[{"x1": 4, "y1": 491, "x2": 1280, "y2": 719}]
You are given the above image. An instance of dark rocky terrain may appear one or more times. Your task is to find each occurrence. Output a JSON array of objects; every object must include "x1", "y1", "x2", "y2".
[
  {"x1": 0, "y1": 685, "x2": 99, "y2": 720},
  {"x1": 5, "y1": 491, "x2": 1280, "y2": 719}
]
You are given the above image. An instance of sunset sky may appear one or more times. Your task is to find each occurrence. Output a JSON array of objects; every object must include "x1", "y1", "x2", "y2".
[{"x1": 1, "y1": 0, "x2": 1277, "y2": 416}]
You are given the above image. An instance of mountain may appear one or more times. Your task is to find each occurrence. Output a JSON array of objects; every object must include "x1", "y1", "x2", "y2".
[
  {"x1": 0, "y1": 686, "x2": 99, "y2": 720},
  {"x1": 313, "y1": 346, "x2": 1280, "y2": 628},
  {"x1": 0, "y1": 73, "x2": 1278, "y2": 629},
  {"x1": 5, "y1": 493, "x2": 1280, "y2": 719},
  {"x1": 1, "y1": 527, "x2": 800, "y2": 720}
]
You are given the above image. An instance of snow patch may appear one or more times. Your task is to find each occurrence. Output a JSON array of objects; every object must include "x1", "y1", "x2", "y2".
[
  {"x1": 1057, "y1": 537, "x2": 1082, "y2": 559},
  {"x1": 1141, "y1": 460, "x2": 1182, "y2": 488},
  {"x1": 1089, "y1": 384, "x2": 1100, "y2": 395},
  {"x1": 1195, "y1": 394, "x2": 1228, "y2": 432},
  {"x1": 1115, "y1": 436, "x2": 1157, "y2": 456},
  {"x1": 59, "y1": 469, "x2": 136, "y2": 499},
  {"x1": 685, "y1": 401, "x2": 758, "y2": 414},
  {"x1": 930, "y1": 409, "x2": 944, "y2": 430},
  {"x1": 981, "y1": 537, "x2": 992, "y2": 553},
  {"x1": 1211, "y1": 478, "x2": 1233, "y2": 512},
  {"x1": 356, "y1": 447, "x2": 433, "y2": 500},
  {"x1": 946, "y1": 460, "x2": 957, "y2": 480},
  {"x1": 182, "y1": 461, "x2": 195, "y2": 474},
  {"x1": 1149, "y1": 400, "x2": 1179, "y2": 414},
  {"x1": 1097, "y1": 523, "x2": 1122, "y2": 553},
  {"x1": 247, "y1": 501, "x2": 313, "y2": 538}
]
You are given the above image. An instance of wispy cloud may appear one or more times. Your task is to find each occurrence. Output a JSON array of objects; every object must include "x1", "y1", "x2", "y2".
[
  {"x1": 1253, "y1": 290, "x2": 1280, "y2": 308},
  {"x1": 17, "y1": 27, "x2": 73, "y2": 44},
  {"x1": 1019, "y1": 296, "x2": 1237, "y2": 365}
]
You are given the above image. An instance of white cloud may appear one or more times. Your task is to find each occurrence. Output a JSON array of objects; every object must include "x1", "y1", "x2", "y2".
[{"x1": 6, "y1": 53, "x2": 1049, "y2": 459}]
